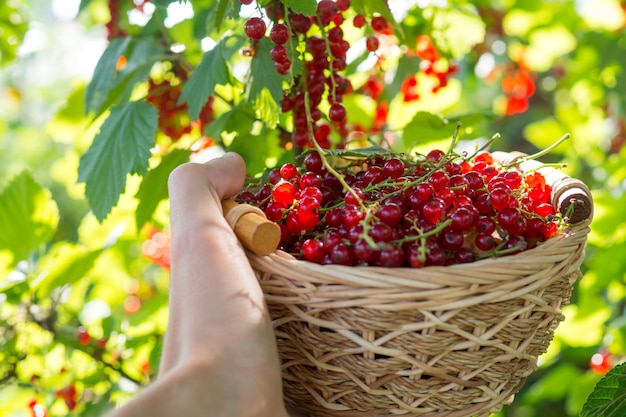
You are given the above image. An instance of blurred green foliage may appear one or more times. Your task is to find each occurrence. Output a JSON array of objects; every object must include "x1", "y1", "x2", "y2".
[{"x1": 1, "y1": 0, "x2": 625, "y2": 416}]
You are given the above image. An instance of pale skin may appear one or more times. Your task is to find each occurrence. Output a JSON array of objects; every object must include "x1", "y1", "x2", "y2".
[{"x1": 106, "y1": 152, "x2": 293, "y2": 417}]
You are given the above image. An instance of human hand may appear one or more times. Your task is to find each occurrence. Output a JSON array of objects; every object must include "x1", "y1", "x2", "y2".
[{"x1": 107, "y1": 152, "x2": 290, "y2": 417}]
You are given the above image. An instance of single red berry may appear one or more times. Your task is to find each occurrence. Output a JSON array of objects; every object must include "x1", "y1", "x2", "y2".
[
  {"x1": 376, "y1": 203, "x2": 402, "y2": 227},
  {"x1": 304, "y1": 151, "x2": 324, "y2": 173},
  {"x1": 535, "y1": 202, "x2": 555, "y2": 217},
  {"x1": 316, "y1": 0, "x2": 339, "y2": 26},
  {"x1": 370, "y1": 16, "x2": 388, "y2": 33},
  {"x1": 279, "y1": 163, "x2": 298, "y2": 180},
  {"x1": 353, "y1": 14, "x2": 366, "y2": 28},
  {"x1": 336, "y1": 0, "x2": 350, "y2": 11},
  {"x1": 269, "y1": 23, "x2": 289, "y2": 45},
  {"x1": 428, "y1": 170, "x2": 450, "y2": 191},
  {"x1": 77, "y1": 327, "x2": 90, "y2": 345},
  {"x1": 290, "y1": 13, "x2": 312, "y2": 34},
  {"x1": 474, "y1": 151, "x2": 494, "y2": 165},
  {"x1": 240, "y1": 0, "x2": 253, "y2": 4},
  {"x1": 378, "y1": 245, "x2": 405, "y2": 267},
  {"x1": 244, "y1": 17, "x2": 266, "y2": 40},
  {"x1": 440, "y1": 230, "x2": 464, "y2": 250},
  {"x1": 426, "y1": 148, "x2": 446, "y2": 163},
  {"x1": 366, "y1": 36, "x2": 380, "y2": 52},
  {"x1": 422, "y1": 199, "x2": 446, "y2": 224},
  {"x1": 300, "y1": 173, "x2": 323, "y2": 190},
  {"x1": 475, "y1": 233, "x2": 496, "y2": 251},
  {"x1": 270, "y1": 44, "x2": 289, "y2": 63},
  {"x1": 265, "y1": 201, "x2": 286, "y2": 222},
  {"x1": 329, "y1": 102, "x2": 346, "y2": 122},
  {"x1": 302, "y1": 238, "x2": 326, "y2": 263},
  {"x1": 454, "y1": 247, "x2": 476, "y2": 264},
  {"x1": 272, "y1": 181, "x2": 297, "y2": 206}
]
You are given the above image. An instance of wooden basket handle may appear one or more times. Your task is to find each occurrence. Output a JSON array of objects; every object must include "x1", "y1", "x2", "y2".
[
  {"x1": 221, "y1": 198, "x2": 281, "y2": 256},
  {"x1": 491, "y1": 151, "x2": 594, "y2": 223}
]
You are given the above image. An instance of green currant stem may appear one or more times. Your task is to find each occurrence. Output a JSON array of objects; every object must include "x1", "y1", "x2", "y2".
[
  {"x1": 393, "y1": 218, "x2": 453, "y2": 244},
  {"x1": 505, "y1": 133, "x2": 571, "y2": 168},
  {"x1": 303, "y1": 92, "x2": 366, "y2": 211},
  {"x1": 464, "y1": 132, "x2": 501, "y2": 162},
  {"x1": 446, "y1": 122, "x2": 463, "y2": 157}
]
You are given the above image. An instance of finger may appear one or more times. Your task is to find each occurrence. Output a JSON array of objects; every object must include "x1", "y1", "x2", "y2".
[{"x1": 202, "y1": 152, "x2": 246, "y2": 200}]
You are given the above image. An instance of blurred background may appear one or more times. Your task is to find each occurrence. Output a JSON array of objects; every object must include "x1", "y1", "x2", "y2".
[{"x1": 1, "y1": 0, "x2": 625, "y2": 416}]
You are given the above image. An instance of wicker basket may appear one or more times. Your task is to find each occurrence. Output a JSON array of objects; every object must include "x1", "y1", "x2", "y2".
[{"x1": 246, "y1": 153, "x2": 593, "y2": 417}]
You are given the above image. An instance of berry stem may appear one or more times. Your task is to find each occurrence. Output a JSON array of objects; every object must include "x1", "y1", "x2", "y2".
[
  {"x1": 505, "y1": 133, "x2": 571, "y2": 168},
  {"x1": 303, "y1": 92, "x2": 366, "y2": 210}
]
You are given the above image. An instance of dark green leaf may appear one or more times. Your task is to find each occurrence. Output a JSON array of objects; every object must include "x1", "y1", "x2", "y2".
[
  {"x1": 134, "y1": 148, "x2": 192, "y2": 229},
  {"x1": 179, "y1": 40, "x2": 232, "y2": 120},
  {"x1": 281, "y1": 0, "x2": 317, "y2": 15},
  {"x1": 78, "y1": 101, "x2": 158, "y2": 222},
  {"x1": 402, "y1": 111, "x2": 456, "y2": 148},
  {"x1": 85, "y1": 38, "x2": 131, "y2": 115},
  {"x1": 0, "y1": 171, "x2": 59, "y2": 265},
  {"x1": 85, "y1": 38, "x2": 164, "y2": 117},
  {"x1": 215, "y1": 0, "x2": 233, "y2": 30},
  {"x1": 582, "y1": 362, "x2": 626, "y2": 417}
]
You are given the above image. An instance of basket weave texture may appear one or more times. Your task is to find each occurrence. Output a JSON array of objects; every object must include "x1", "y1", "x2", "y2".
[{"x1": 248, "y1": 219, "x2": 589, "y2": 417}]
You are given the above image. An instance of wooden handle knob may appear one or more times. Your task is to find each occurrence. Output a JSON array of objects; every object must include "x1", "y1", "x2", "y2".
[
  {"x1": 491, "y1": 151, "x2": 593, "y2": 223},
  {"x1": 221, "y1": 199, "x2": 281, "y2": 256}
]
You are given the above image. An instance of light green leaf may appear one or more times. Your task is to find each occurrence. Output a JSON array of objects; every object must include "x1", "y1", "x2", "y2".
[
  {"x1": 34, "y1": 242, "x2": 103, "y2": 298},
  {"x1": 582, "y1": 362, "x2": 626, "y2": 417},
  {"x1": 78, "y1": 101, "x2": 158, "y2": 222},
  {"x1": 280, "y1": 0, "x2": 317, "y2": 15},
  {"x1": 135, "y1": 148, "x2": 192, "y2": 229},
  {"x1": 246, "y1": 37, "x2": 285, "y2": 106},
  {"x1": 402, "y1": 111, "x2": 455, "y2": 148},
  {"x1": 0, "y1": 1, "x2": 28, "y2": 67},
  {"x1": 0, "y1": 171, "x2": 59, "y2": 265},
  {"x1": 252, "y1": 88, "x2": 280, "y2": 128},
  {"x1": 431, "y1": 6, "x2": 485, "y2": 58},
  {"x1": 180, "y1": 39, "x2": 232, "y2": 120}
]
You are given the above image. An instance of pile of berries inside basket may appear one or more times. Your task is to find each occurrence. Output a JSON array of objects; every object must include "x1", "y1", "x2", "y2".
[{"x1": 235, "y1": 148, "x2": 564, "y2": 267}]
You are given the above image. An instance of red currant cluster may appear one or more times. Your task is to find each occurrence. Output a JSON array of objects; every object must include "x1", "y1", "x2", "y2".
[
  {"x1": 237, "y1": 148, "x2": 562, "y2": 267},
  {"x1": 106, "y1": 0, "x2": 126, "y2": 40},
  {"x1": 146, "y1": 76, "x2": 214, "y2": 142},
  {"x1": 54, "y1": 383, "x2": 78, "y2": 412},
  {"x1": 401, "y1": 35, "x2": 458, "y2": 102},
  {"x1": 242, "y1": 0, "x2": 396, "y2": 149},
  {"x1": 502, "y1": 65, "x2": 536, "y2": 115}
]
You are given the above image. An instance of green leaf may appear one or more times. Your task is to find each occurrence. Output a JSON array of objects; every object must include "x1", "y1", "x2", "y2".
[
  {"x1": 281, "y1": 0, "x2": 317, "y2": 15},
  {"x1": 179, "y1": 40, "x2": 232, "y2": 120},
  {"x1": 431, "y1": 6, "x2": 486, "y2": 58},
  {"x1": 402, "y1": 111, "x2": 456, "y2": 148},
  {"x1": 78, "y1": 101, "x2": 158, "y2": 222},
  {"x1": 0, "y1": 1, "x2": 28, "y2": 67},
  {"x1": 85, "y1": 38, "x2": 131, "y2": 115},
  {"x1": 34, "y1": 243, "x2": 103, "y2": 298},
  {"x1": 581, "y1": 362, "x2": 626, "y2": 417},
  {"x1": 246, "y1": 37, "x2": 285, "y2": 106},
  {"x1": 85, "y1": 38, "x2": 164, "y2": 117},
  {"x1": 134, "y1": 148, "x2": 192, "y2": 229},
  {"x1": 252, "y1": 88, "x2": 281, "y2": 128},
  {"x1": 0, "y1": 171, "x2": 59, "y2": 265}
]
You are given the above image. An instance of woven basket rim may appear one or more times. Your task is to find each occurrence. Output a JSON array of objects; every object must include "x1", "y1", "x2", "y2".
[{"x1": 250, "y1": 219, "x2": 591, "y2": 280}]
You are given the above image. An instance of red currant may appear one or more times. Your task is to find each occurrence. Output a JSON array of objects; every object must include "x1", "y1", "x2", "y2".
[
  {"x1": 244, "y1": 17, "x2": 266, "y2": 40},
  {"x1": 269, "y1": 23, "x2": 289, "y2": 45}
]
